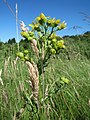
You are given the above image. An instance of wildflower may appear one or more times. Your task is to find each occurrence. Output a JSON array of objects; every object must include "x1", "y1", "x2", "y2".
[
  {"x1": 40, "y1": 13, "x2": 46, "y2": 20},
  {"x1": 36, "y1": 17, "x2": 41, "y2": 21},
  {"x1": 28, "y1": 31, "x2": 34, "y2": 37},
  {"x1": 48, "y1": 41, "x2": 51, "y2": 45},
  {"x1": 50, "y1": 48, "x2": 56, "y2": 54},
  {"x1": 24, "y1": 56, "x2": 29, "y2": 61},
  {"x1": 61, "y1": 77, "x2": 69, "y2": 84},
  {"x1": 24, "y1": 50, "x2": 29, "y2": 54},
  {"x1": 47, "y1": 20, "x2": 52, "y2": 26},
  {"x1": 57, "y1": 40, "x2": 65, "y2": 48},
  {"x1": 37, "y1": 13, "x2": 47, "y2": 25},
  {"x1": 20, "y1": 32, "x2": 29, "y2": 38},
  {"x1": 52, "y1": 38, "x2": 57, "y2": 43},
  {"x1": 50, "y1": 33, "x2": 56, "y2": 39},
  {"x1": 17, "y1": 52, "x2": 24, "y2": 58},
  {"x1": 55, "y1": 19, "x2": 60, "y2": 25},
  {"x1": 57, "y1": 22, "x2": 66, "y2": 30}
]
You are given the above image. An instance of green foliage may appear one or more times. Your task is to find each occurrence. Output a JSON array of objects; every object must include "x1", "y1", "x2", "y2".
[
  {"x1": 0, "y1": 57, "x2": 90, "y2": 119},
  {"x1": 8, "y1": 38, "x2": 16, "y2": 44}
]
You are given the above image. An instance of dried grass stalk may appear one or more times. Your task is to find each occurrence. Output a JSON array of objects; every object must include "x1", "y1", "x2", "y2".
[
  {"x1": 0, "y1": 69, "x2": 3, "y2": 85},
  {"x1": 26, "y1": 61, "x2": 39, "y2": 103},
  {"x1": 30, "y1": 39, "x2": 39, "y2": 57},
  {"x1": 4, "y1": 57, "x2": 10, "y2": 77}
]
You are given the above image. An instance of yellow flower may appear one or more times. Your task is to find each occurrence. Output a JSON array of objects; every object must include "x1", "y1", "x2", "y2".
[
  {"x1": 40, "y1": 13, "x2": 46, "y2": 20},
  {"x1": 28, "y1": 31, "x2": 34, "y2": 36},
  {"x1": 57, "y1": 22, "x2": 66, "y2": 30},
  {"x1": 52, "y1": 38, "x2": 57, "y2": 43},
  {"x1": 29, "y1": 23, "x2": 40, "y2": 31},
  {"x1": 61, "y1": 77, "x2": 69, "y2": 84},
  {"x1": 17, "y1": 52, "x2": 24, "y2": 58},
  {"x1": 50, "y1": 48, "x2": 56, "y2": 54},
  {"x1": 50, "y1": 33, "x2": 56, "y2": 39},
  {"x1": 55, "y1": 19, "x2": 60, "y2": 25},
  {"x1": 24, "y1": 50, "x2": 29, "y2": 54},
  {"x1": 59, "y1": 40, "x2": 64, "y2": 44},
  {"x1": 47, "y1": 20, "x2": 52, "y2": 26},
  {"x1": 57, "y1": 40, "x2": 65, "y2": 48},
  {"x1": 20, "y1": 32, "x2": 29, "y2": 38},
  {"x1": 36, "y1": 16, "x2": 41, "y2": 21},
  {"x1": 24, "y1": 56, "x2": 29, "y2": 61},
  {"x1": 47, "y1": 18, "x2": 55, "y2": 27}
]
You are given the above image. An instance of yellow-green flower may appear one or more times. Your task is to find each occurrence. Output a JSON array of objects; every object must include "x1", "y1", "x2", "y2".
[
  {"x1": 59, "y1": 40, "x2": 64, "y2": 44},
  {"x1": 17, "y1": 52, "x2": 24, "y2": 58},
  {"x1": 24, "y1": 56, "x2": 29, "y2": 61},
  {"x1": 61, "y1": 77, "x2": 69, "y2": 84},
  {"x1": 50, "y1": 48, "x2": 56, "y2": 54},
  {"x1": 57, "y1": 40, "x2": 64, "y2": 48},
  {"x1": 47, "y1": 18, "x2": 55, "y2": 27},
  {"x1": 29, "y1": 24, "x2": 34, "y2": 29},
  {"x1": 52, "y1": 38, "x2": 57, "y2": 43},
  {"x1": 51, "y1": 18, "x2": 55, "y2": 27},
  {"x1": 20, "y1": 32, "x2": 29, "y2": 38},
  {"x1": 57, "y1": 22, "x2": 66, "y2": 30},
  {"x1": 36, "y1": 16, "x2": 41, "y2": 21},
  {"x1": 50, "y1": 33, "x2": 56, "y2": 39},
  {"x1": 34, "y1": 24, "x2": 41, "y2": 31},
  {"x1": 28, "y1": 31, "x2": 34, "y2": 36},
  {"x1": 24, "y1": 50, "x2": 29, "y2": 54},
  {"x1": 36, "y1": 13, "x2": 46, "y2": 25},
  {"x1": 55, "y1": 19, "x2": 60, "y2": 25},
  {"x1": 54, "y1": 19, "x2": 60, "y2": 27},
  {"x1": 40, "y1": 13, "x2": 46, "y2": 20},
  {"x1": 47, "y1": 20, "x2": 52, "y2": 26},
  {"x1": 48, "y1": 41, "x2": 51, "y2": 45}
]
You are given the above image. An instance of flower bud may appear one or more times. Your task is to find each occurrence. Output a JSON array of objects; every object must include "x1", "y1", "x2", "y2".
[
  {"x1": 28, "y1": 31, "x2": 34, "y2": 36},
  {"x1": 57, "y1": 41, "x2": 64, "y2": 48},
  {"x1": 36, "y1": 16, "x2": 41, "y2": 21},
  {"x1": 20, "y1": 32, "x2": 29, "y2": 38},
  {"x1": 17, "y1": 52, "x2": 24, "y2": 58},
  {"x1": 52, "y1": 38, "x2": 57, "y2": 43},
  {"x1": 55, "y1": 19, "x2": 60, "y2": 25},
  {"x1": 50, "y1": 48, "x2": 56, "y2": 54},
  {"x1": 57, "y1": 22, "x2": 66, "y2": 30},
  {"x1": 40, "y1": 13, "x2": 46, "y2": 20},
  {"x1": 24, "y1": 56, "x2": 29, "y2": 61},
  {"x1": 61, "y1": 77, "x2": 69, "y2": 84},
  {"x1": 24, "y1": 50, "x2": 29, "y2": 54}
]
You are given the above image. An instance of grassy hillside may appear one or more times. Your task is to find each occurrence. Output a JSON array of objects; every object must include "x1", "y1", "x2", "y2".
[{"x1": 0, "y1": 32, "x2": 90, "y2": 120}]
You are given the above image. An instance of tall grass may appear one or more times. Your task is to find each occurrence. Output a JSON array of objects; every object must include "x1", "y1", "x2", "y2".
[{"x1": 0, "y1": 37, "x2": 90, "y2": 119}]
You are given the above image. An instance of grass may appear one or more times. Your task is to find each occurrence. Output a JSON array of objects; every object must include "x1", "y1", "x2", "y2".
[{"x1": 0, "y1": 38, "x2": 90, "y2": 119}]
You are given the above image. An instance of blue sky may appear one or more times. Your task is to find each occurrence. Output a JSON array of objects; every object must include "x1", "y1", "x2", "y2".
[{"x1": 0, "y1": 0, "x2": 90, "y2": 42}]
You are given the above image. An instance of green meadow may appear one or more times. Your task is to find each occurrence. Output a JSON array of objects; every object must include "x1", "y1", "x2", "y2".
[{"x1": 0, "y1": 32, "x2": 90, "y2": 120}]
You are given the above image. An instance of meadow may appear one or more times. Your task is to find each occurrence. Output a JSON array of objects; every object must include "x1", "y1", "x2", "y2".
[{"x1": 0, "y1": 32, "x2": 90, "y2": 120}]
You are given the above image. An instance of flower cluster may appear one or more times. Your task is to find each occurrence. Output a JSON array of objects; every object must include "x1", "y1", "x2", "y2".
[
  {"x1": 17, "y1": 50, "x2": 30, "y2": 61},
  {"x1": 18, "y1": 13, "x2": 66, "y2": 62}
]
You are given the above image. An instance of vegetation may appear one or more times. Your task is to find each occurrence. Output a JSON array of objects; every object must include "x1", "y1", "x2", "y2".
[{"x1": 0, "y1": 16, "x2": 90, "y2": 119}]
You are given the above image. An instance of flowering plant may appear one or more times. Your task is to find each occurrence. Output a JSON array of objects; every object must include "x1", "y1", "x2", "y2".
[
  {"x1": 17, "y1": 13, "x2": 66, "y2": 74},
  {"x1": 16, "y1": 13, "x2": 69, "y2": 117}
]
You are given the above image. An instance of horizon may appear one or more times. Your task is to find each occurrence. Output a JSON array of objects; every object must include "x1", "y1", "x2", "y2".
[{"x1": 0, "y1": 0, "x2": 90, "y2": 42}]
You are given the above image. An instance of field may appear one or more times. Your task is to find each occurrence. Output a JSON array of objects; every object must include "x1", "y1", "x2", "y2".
[{"x1": 0, "y1": 34, "x2": 90, "y2": 120}]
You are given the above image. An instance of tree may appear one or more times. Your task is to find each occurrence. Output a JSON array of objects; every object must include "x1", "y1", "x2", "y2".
[{"x1": 8, "y1": 38, "x2": 16, "y2": 44}]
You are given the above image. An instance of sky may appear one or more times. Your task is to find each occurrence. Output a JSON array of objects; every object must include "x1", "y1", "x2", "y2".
[{"x1": 0, "y1": 0, "x2": 90, "y2": 42}]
